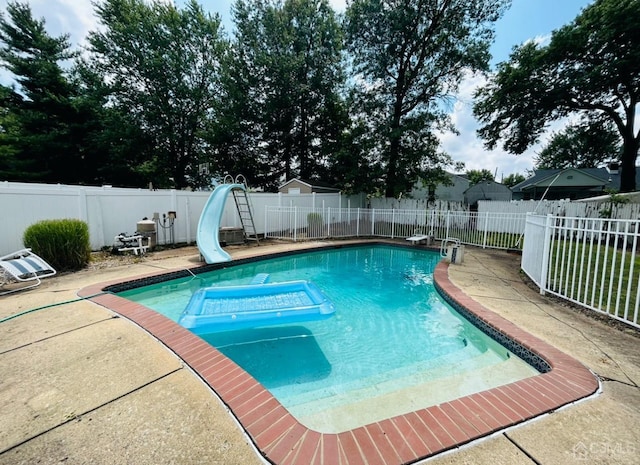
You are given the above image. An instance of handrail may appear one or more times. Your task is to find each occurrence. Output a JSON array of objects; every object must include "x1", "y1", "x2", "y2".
[
  {"x1": 440, "y1": 237, "x2": 461, "y2": 257},
  {"x1": 222, "y1": 174, "x2": 248, "y2": 188},
  {"x1": 234, "y1": 174, "x2": 247, "y2": 187}
]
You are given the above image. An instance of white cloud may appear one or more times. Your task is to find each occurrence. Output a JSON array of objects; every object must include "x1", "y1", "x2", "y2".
[
  {"x1": 328, "y1": 0, "x2": 347, "y2": 12},
  {"x1": 525, "y1": 33, "x2": 552, "y2": 48},
  {"x1": 437, "y1": 70, "x2": 583, "y2": 180},
  {"x1": 437, "y1": 70, "x2": 539, "y2": 179},
  {"x1": 0, "y1": 1, "x2": 97, "y2": 85},
  {"x1": 28, "y1": 0, "x2": 98, "y2": 49}
]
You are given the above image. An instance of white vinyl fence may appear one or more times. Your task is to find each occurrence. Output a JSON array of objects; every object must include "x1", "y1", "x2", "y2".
[
  {"x1": 264, "y1": 206, "x2": 527, "y2": 250},
  {"x1": 479, "y1": 199, "x2": 640, "y2": 220},
  {"x1": 368, "y1": 197, "x2": 468, "y2": 212},
  {"x1": 522, "y1": 214, "x2": 640, "y2": 329},
  {"x1": 0, "y1": 181, "x2": 359, "y2": 255}
]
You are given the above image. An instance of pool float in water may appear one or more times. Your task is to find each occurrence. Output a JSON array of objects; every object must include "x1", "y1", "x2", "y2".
[{"x1": 178, "y1": 274, "x2": 336, "y2": 334}]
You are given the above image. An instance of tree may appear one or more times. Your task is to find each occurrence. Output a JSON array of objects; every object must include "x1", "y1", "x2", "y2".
[
  {"x1": 534, "y1": 119, "x2": 621, "y2": 169},
  {"x1": 474, "y1": 0, "x2": 639, "y2": 192},
  {"x1": 85, "y1": 0, "x2": 227, "y2": 189},
  {"x1": 0, "y1": 1, "x2": 86, "y2": 183},
  {"x1": 73, "y1": 64, "x2": 157, "y2": 187},
  {"x1": 502, "y1": 172, "x2": 525, "y2": 188},
  {"x1": 223, "y1": 0, "x2": 346, "y2": 189},
  {"x1": 345, "y1": 0, "x2": 510, "y2": 197},
  {"x1": 466, "y1": 168, "x2": 494, "y2": 185},
  {"x1": 0, "y1": 85, "x2": 21, "y2": 178}
]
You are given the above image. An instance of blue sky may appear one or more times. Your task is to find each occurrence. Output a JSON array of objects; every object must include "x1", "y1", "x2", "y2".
[
  {"x1": 1, "y1": 0, "x2": 594, "y2": 180},
  {"x1": 194, "y1": 0, "x2": 592, "y2": 65}
]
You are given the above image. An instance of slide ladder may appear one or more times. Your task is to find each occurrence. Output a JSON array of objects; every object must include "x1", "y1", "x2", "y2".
[{"x1": 232, "y1": 185, "x2": 259, "y2": 244}]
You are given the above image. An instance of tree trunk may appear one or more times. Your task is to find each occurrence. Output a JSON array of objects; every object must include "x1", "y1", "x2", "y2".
[
  {"x1": 385, "y1": 101, "x2": 403, "y2": 198},
  {"x1": 619, "y1": 136, "x2": 638, "y2": 193},
  {"x1": 385, "y1": 135, "x2": 400, "y2": 198}
]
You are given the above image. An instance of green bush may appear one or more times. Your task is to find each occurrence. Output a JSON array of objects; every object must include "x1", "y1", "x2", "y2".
[
  {"x1": 307, "y1": 212, "x2": 323, "y2": 226},
  {"x1": 23, "y1": 219, "x2": 91, "y2": 271},
  {"x1": 306, "y1": 212, "x2": 325, "y2": 237}
]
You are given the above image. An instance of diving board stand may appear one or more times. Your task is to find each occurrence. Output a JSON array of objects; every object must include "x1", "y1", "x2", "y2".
[{"x1": 406, "y1": 229, "x2": 434, "y2": 246}]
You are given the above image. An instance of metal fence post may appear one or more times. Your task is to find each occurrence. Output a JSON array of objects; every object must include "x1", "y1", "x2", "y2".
[
  {"x1": 392, "y1": 209, "x2": 396, "y2": 238},
  {"x1": 482, "y1": 212, "x2": 489, "y2": 249},
  {"x1": 446, "y1": 211, "x2": 451, "y2": 239},
  {"x1": 371, "y1": 208, "x2": 375, "y2": 236},
  {"x1": 539, "y1": 214, "x2": 554, "y2": 295},
  {"x1": 293, "y1": 207, "x2": 297, "y2": 242},
  {"x1": 263, "y1": 205, "x2": 267, "y2": 239}
]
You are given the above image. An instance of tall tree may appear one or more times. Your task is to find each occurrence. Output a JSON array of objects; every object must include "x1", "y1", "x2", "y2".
[
  {"x1": 466, "y1": 168, "x2": 494, "y2": 185},
  {"x1": 0, "y1": 85, "x2": 22, "y2": 178},
  {"x1": 345, "y1": 0, "x2": 510, "y2": 197},
  {"x1": 474, "y1": 0, "x2": 639, "y2": 192},
  {"x1": 73, "y1": 65, "x2": 157, "y2": 187},
  {"x1": 224, "y1": 0, "x2": 346, "y2": 189},
  {"x1": 502, "y1": 172, "x2": 525, "y2": 188},
  {"x1": 85, "y1": 0, "x2": 227, "y2": 189},
  {"x1": 534, "y1": 119, "x2": 621, "y2": 170},
  {"x1": 0, "y1": 1, "x2": 85, "y2": 183}
]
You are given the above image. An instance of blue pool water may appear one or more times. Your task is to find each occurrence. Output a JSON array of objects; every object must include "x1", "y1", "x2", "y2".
[{"x1": 118, "y1": 245, "x2": 538, "y2": 431}]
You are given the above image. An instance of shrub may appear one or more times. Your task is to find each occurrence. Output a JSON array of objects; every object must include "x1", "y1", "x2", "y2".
[
  {"x1": 307, "y1": 212, "x2": 324, "y2": 226},
  {"x1": 306, "y1": 212, "x2": 325, "y2": 237},
  {"x1": 23, "y1": 219, "x2": 91, "y2": 271}
]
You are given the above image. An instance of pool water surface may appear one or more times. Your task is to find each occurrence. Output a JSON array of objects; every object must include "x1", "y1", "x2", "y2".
[
  {"x1": 80, "y1": 241, "x2": 600, "y2": 465},
  {"x1": 118, "y1": 245, "x2": 539, "y2": 432}
]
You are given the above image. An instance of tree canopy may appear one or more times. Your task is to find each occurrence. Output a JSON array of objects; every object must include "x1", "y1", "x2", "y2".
[
  {"x1": 502, "y1": 172, "x2": 525, "y2": 188},
  {"x1": 221, "y1": 0, "x2": 346, "y2": 190},
  {"x1": 0, "y1": 1, "x2": 85, "y2": 183},
  {"x1": 345, "y1": 0, "x2": 510, "y2": 197},
  {"x1": 534, "y1": 119, "x2": 621, "y2": 170},
  {"x1": 1, "y1": 0, "x2": 519, "y2": 194},
  {"x1": 474, "y1": 0, "x2": 640, "y2": 192},
  {"x1": 85, "y1": 0, "x2": 227, "y2": 189},
  {"x1": 466, "y1": 168, "x2": 494, "y2": 185}
]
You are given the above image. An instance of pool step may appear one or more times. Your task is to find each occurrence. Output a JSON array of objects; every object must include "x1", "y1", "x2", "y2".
[
  {"x1": 287, "y1": 352, "x2": 539, "y2": 433},
  {"x1": 279, "y1": 342, "x2": 493, "y2": 410},
  {"x1": 250, "y1": 273, "x2": 270, "y2": 284}
]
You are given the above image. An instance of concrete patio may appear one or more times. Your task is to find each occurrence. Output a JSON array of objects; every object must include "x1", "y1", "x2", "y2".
[{"x1": 0, "y1": 241, "x2": 638, "y2": 464}]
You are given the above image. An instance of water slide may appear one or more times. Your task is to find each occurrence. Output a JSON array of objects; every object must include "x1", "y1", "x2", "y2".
[{"x1": 197, "y1": 183, "x2": 245, "y2": 264}]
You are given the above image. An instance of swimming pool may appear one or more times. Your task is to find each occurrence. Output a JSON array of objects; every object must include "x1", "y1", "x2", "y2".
[
  {"x1": 81, "y1": 241, "x2": 599, "y2": 464},
  {"x1": 118, "y1": 245, "x2": 539, "y2": 432}
]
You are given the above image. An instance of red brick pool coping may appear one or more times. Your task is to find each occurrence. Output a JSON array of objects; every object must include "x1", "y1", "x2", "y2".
[{"x1": 78, "y1": 258, "x2": 599, "y2": 465}]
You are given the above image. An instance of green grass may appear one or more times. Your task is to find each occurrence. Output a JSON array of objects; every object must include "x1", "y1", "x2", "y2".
[
  {"x1": 548, "y1": 238, "x2": 640, "y2": 323},
  {"x1": 430, "y1": 226, "x2": 522, "y2": 250}
]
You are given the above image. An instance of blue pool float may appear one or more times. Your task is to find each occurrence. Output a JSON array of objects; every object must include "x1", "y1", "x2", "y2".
[{"x1": 178, "y1": 276, "x2": 336, "y2": 334}]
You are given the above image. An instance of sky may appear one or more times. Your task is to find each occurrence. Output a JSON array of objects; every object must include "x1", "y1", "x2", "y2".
[{"x1": 0, "y1": 0, "x2": 595, "y2": 180}]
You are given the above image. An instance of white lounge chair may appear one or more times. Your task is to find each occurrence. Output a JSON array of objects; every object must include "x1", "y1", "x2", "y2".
[{"x1": 0, "y1": 248, "x2": 57, "y2": 295}]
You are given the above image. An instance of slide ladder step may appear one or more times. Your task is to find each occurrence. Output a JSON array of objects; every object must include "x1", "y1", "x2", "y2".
[{"x1": 232, "y1": 189, "x2": 260, "y2": 244}]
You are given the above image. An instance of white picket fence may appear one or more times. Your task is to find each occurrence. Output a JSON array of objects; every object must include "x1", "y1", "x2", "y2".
[{"x1": 522, "y1": 214, "x2": 640, "y2": 329}]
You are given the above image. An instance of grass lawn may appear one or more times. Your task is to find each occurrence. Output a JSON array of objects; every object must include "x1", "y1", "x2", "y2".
[{"x1": 547, "y1": 237, "x2": 640, "y2": 324}]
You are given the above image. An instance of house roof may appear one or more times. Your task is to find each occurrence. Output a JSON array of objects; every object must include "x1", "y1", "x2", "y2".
[
  {"x1": 511, "y1": 167, "x2": 640, "y2": 193},
  {"x1": 463, "y1": 180, "x2": 511, "y2": 194},
  {"x1": 278, "y1": 178, "x2": 341, "y2": 192}
]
